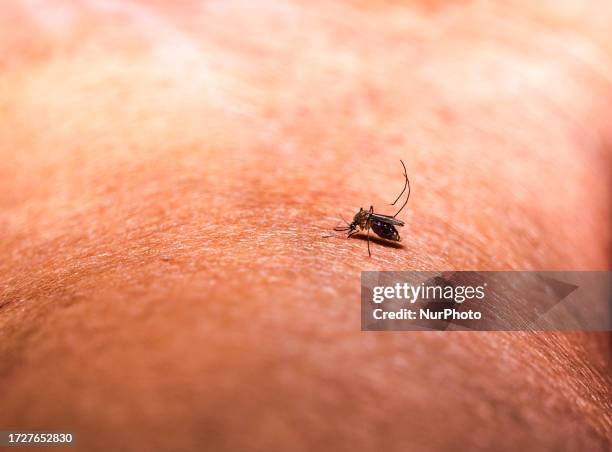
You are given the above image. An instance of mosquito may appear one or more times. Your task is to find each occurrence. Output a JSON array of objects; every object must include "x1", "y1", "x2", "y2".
[{"x1": 332, "y1": 160, "x2": 410, "y2": 256}]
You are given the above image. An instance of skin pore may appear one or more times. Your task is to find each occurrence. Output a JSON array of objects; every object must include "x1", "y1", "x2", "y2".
[{"x1": 1, "y1": 1, "x2": 611, "y2": 451}]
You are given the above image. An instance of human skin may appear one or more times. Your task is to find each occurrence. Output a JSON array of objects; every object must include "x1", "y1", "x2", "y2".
[{"x1": 0, "y1": 1, "x2": 611, "y2": 451}]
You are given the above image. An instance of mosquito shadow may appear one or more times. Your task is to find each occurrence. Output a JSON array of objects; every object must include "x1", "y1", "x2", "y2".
[{"x1": 350, "y1": 234, "x2": 404, "y2": 250}]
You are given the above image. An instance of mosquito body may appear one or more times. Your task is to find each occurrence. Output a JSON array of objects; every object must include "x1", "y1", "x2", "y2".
[{"x1": 333, "y1": 160, "x2": 410, "y2": 256}]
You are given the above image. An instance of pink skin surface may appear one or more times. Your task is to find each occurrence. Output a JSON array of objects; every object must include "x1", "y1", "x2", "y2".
[{"x1": 0, "y1": 1, "x2": 611, "y2": 451}]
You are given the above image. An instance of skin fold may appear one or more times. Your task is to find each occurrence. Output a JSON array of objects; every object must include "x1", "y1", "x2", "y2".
[{"x1": 0, "y1": 1, "x2": 611, "y2": 451}]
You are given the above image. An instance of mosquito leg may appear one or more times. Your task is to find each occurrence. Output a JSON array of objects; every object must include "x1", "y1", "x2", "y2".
[
  {"x1": 392, "y1": 161, "x2": 410, "y2": 218},
  {"x1": 366, "y1": 206, "x2": 373, "y2": 256},
  {"x1": 390, "y1": 160, "x2": 408, "y2": 206}
]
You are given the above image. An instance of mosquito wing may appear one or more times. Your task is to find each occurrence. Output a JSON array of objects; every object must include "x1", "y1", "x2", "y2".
[{"x1": 370, "y1": 213, "x2": 405, "y2": 226}]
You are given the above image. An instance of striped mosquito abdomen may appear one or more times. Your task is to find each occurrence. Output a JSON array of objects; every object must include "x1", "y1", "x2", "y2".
[{"x1": 371, "y1": 219, "x2": 401, "y2": 242}]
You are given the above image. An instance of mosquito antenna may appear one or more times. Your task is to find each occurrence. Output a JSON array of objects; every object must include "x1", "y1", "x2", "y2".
[
  {"x1": 333, "y1": 213, "x2": 352, "y2": 232},
  {"x1": 392, "y1": 160, "x2": 410, "y2": 217}
]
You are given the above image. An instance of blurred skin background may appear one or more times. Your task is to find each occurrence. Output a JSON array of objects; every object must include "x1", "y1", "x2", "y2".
[{"x1": 0, "y1": 0, "x2": 611, "y2": 451}]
